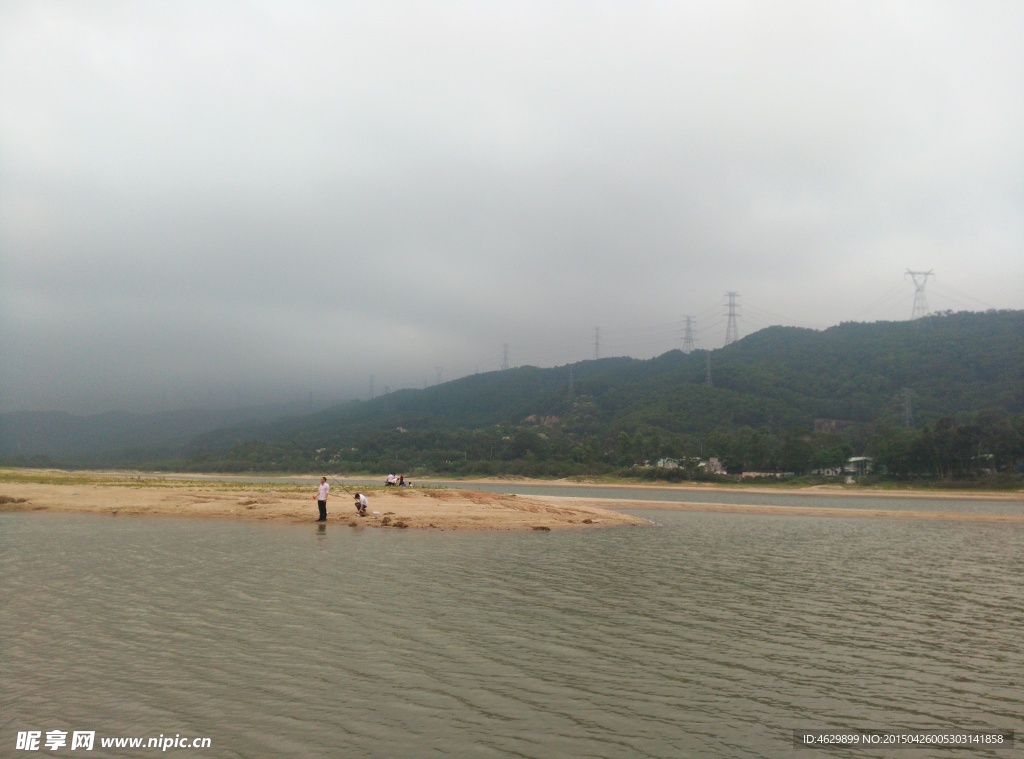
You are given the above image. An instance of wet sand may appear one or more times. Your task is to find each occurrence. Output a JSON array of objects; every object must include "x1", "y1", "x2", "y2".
[
  {"x1": 0, "y1": 470, "x2": 647, "y2": 530},
  {"x1": 404, "y1": 476, "x2": 1024, "y2": 501},
  {"x1": 1, "y1": 469, "x2": 1021, "y2": 528},
  {"x1": 553, "y1": 496, "x2": 1024, "y2": 523}
]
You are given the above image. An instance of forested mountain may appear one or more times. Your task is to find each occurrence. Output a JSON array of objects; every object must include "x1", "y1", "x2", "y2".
[{"x1": 182, "y1": 310, "x2": 1024, "y2": 478}]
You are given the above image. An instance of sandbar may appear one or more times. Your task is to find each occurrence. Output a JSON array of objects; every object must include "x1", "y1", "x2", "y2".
[
  {"x1": 2, "y1": 469, "x2": 1021, "y2": 528},
  {"x1": 405, "y1": 476, "x2": 1024, "y2": 501},
  {"x1": 553, "y1": 496, "x2": 1024, "y2": 523},
  {"x1": 0, "y1": 470, "x2": 648, "y2": 531}
]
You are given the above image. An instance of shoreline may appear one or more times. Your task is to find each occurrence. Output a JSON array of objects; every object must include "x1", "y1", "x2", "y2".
[
  {"x1": 1, "y1": 468, "x2": 1021, "y2": 527},
  {"x1": 543, "y1": 496, "x2": 1024, "y2": 523},
  {"x1": 394, "y1": 477, "x2": 1024, "y2": 501},
  {"x1": 154, "y1": 471, "x2": 1023, "y2": 501},
  {"x1": 0, "y1": 470, "x2": 648, "y2": 531}
]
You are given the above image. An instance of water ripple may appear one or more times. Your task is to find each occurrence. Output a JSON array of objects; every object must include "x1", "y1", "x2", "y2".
[{"x1": 2, "y1": 511, "x2": 1022, "y2": 758}]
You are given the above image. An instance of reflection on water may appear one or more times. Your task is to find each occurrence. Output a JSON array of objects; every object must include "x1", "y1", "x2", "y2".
[{"x1": 2, "y1": 511, "x2": 1022, "y2": 758}]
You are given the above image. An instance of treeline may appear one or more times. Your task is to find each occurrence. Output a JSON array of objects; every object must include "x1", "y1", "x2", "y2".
[
  {"x1": 181, "y1": 412, "x2": 1024, "y2": 482},
  {"x1": 867, "y1": 414, "x2": 1024, "y2": 479}
]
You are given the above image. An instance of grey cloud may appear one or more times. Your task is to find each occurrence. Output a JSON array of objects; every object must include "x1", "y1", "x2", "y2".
[{"x1": 2, "y1": 0, "x2": 1022, "y2": 412}]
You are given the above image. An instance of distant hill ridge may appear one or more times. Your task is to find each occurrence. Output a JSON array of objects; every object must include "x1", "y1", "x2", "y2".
[
  {"x1": 193, "y1": 309, "x2": 1023, "y2": 450},
  {"x1": 4, "y1": 310, "x2": 1022, "y2": 469}
]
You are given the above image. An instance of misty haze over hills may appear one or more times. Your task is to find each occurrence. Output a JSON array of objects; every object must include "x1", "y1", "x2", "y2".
[
  {"x1": 3, "y1": 311, "x2": 1021, "y2": 470},
  {"x1": 0, "y1": 401, "x2": 321, "y2": 462}
]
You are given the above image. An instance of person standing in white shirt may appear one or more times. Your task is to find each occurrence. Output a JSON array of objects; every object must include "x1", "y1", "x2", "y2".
[{"x1": 314, "y1": 477, "x2": 330, "y2": 522}]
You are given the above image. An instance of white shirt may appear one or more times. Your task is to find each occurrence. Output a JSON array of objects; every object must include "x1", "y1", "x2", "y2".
[{"x1": 317, "y1": 482, "x2": 330, "y2": 500}]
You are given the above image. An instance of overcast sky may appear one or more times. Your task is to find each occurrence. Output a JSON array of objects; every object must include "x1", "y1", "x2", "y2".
[{"x1": 2, "y1": 1, "x2": 1022, "y2": 414}]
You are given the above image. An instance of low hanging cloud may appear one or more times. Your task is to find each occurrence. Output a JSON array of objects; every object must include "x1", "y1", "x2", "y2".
[{"x1": 1, "y1": 0, "x2": 1021, "y2": 413}]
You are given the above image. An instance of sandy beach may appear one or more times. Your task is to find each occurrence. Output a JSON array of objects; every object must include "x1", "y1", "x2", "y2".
[
  {"x1": 2, "y1": 469, "x2": 1022, "y2": 528},
  {"x1": 0, "y1": 470, "x2": 648, "y2": 530}
]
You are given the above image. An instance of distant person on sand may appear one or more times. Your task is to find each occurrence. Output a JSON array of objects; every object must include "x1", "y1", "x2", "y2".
[
  {"x1": 398, "y1": 474, "x2": 405, "y2": 486},
  {"x1": 385, "y1": 473, "x2": 397, "y2": 486},
  {"x1": 354, "y1": 493, "x2": 368, "y2": 516},
  {"x1": 314, "y1": 477, "x2": 329, "y2": 522}
]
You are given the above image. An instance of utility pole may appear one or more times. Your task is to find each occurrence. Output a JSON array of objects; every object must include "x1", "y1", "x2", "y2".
[
  {"x1": 906, "y1": 270, "x2": 933, "y2": 319},
  {"x1": 501, "y1": 343, "x2": 509, "y2": 371},
  {"x1": 593, "y1": 326, "x2": 600, "y2": 360},
  {"x1": 724, "y1": 292, "x2": 740, "y2": 345},
  {"x1": 682, "y1": 316, "x2": 695, "y2": 354}
]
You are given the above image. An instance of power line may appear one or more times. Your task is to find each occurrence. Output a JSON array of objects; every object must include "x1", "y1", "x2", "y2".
[
  {"x1": 849, "y1": 279, "x2": 909, "y2": 322},
  {"x1": 929, "y1": 280, "x2": 999, "y2": 312},
  {"x1": 742, "y1": 303, "x2": 814, "y2": 329},
  {"x1": 396, "y1": 275, "x2": 1003, "y2": 393}
]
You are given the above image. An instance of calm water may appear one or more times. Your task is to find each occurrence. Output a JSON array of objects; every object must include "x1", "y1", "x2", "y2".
[{"x1": 2, "y1": 509, "x2": 1022, "y2": 758}]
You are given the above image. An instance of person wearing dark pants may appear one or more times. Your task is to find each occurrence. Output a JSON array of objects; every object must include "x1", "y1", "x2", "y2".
[{"x1": 315, "y1": 477, "x2": 329, "y2": 522}]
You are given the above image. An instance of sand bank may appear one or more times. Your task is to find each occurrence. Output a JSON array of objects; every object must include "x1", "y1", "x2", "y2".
[
  {"x1": 118, "y1": 470, "x2": 1022, "y2": 501},
  {"x1": 2, "y1": 470, "x2": 1020, "y2": 528},
  {"x1": 546, "y1": 496, "x2": 1024, "y2": 523},
  {"x1": 0, "y1": 470, "x2": 647, "y2": 531},
  {"x1": 400, "y1": 476, "x2": 1024, "y2": 501}
]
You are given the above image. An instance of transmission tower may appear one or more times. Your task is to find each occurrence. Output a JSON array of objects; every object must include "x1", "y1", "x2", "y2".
[
  {"x1": 906, "y1": 270, "x2": 933, "y2": 319},
  {"x1": 724, "y1": 292, "x2": 740, "y2": 345},
  {"x1": 501, "y1": 343, "x2": 509, "y2": 371},
  {"x1": 435, "y1": 367, "x2": 443, "y2": 386},
  {"x1": 681, "y1": 316, "x2": 695, "y2": 354},
  {"x1": 593, "y1": 326, "x2": 600, "y2": 360}
]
